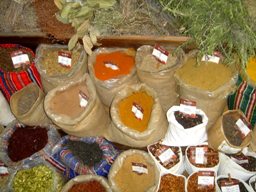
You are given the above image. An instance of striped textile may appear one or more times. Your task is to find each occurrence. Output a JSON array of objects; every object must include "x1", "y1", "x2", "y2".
[
  {"x1": 52, "y1": 135, "x2": 119, "y2": 179},
  {"x1": 228, "y1": 76, "x2": 256, "y2": 127},
  {"x1": 0, "y1": 44, "x2": 42, "y2": 101}
]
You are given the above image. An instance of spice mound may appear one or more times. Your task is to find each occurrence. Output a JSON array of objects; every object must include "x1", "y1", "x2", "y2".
[
  {"x1": 94, "y1": 50, "x2": 135, "y2": 81},
  {"x1": 228, "y1": 153, "x2": 256, "y2": 172},
  {"x1": 148, "y1": 142, "x2": 180, "y2": 169},
  {"x1": 118, "y1": 90, "x2": 154, "y2": 132},
  {"x1": 113, "y1": 153, "x2": 156, "y2": 192},
  {"x1": 39, "y1": 48, "x2": 80, "y2": 76},
  {"x1": 8, "y1": 126, "x2": 48, "y2": 162},
  {"x1": 69, "y1": 180, "x2": 106, "y2": 192},
  {"x1": 175, "y1": 57, "x2": 233, "y2": 91},
  {"x1": 174, "y1": 111, "x2": 203, "y2": 128},
  {"x1": 12, "y1": 165, "x2": 55, "y2": 192},
  {"x1": 49, "y1": 81, "x2": 89, "y2": 118},
  {"x1": 65, "y1": 140, "x2": 103, "y2": 167},
  {"x1": 187, "y1": 145, "x2": 219, "y2": 168},
  {"x1": 187, "y1": 172, "x2": 216, "y2": 192},
  {"x1": 158, "y1": 174, "x2": 185, "y2": 192},
  {"x1": 217, "y1": 178, "x2": 248, "y2": 192}
]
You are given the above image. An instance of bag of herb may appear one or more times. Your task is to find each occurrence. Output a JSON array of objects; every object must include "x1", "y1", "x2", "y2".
[
  {"x1": 7, "y1": 159, "x2": 64, "y2": 192},
  {"x1": 249, "y1": 174, "x2": 256, "y2": 191},
  {"x1": 0, "y1": 121, "x2": 61, "y2": 168},
  {"x1": 44, "y1": 73, "x2": 110, "y2": 137},
  {"x1": 217, "y1": 175, "x2": 254, "y2": 192},
  {"x1": 249, "y1": 126, "x2": 256, "y2": 152},
  {"x1": 184, "y1": 143, "x2": 220, "y2": 175},
  {"x1": 175, "y1": 50, "x2": 237, "y2": 130},
  {"x1": 10, "y1": 83, "x2": 50, "y2": 126},
  {"x1": 218, "y1": 151, "x2": 256, "y2": 181},
  {"x1": 0, "y1": 44, "x2": 42, "y2": 101},
  {"x1": 108, "y1": 149, "x2": 160, "y2": 192},
  {"x1": 106, "y1": 83, "x2": 168, "y2": 148},
  {"x1": 147, "y1": 140, "x2": 184, "y2": 175},
  {"x1": 51, "y1": 135, "x2": 119, "y2": 179},
  {"x1": 0, "y1": 91, "x2": 15, "y2": 126},
  {"x1": 162, "y1": 105, "x2": 208, "y2": 146},
  {"x1": 158, "y1": 173, "x2": 186, "y2": 192},
  {"x1": 88, "y1": 47, "x2": 139, "y2": 107},
  {"x1": 135, "y1": 45, "x2": 184, "y2": 112},
  {"x1": 207, "y1": 110, "x2": 252, "y2": 154},
  {"x1": 35, "y1": 43, "x2": 87, "y2": 93},
  {"x1": 61, "y1": 174, "x2": 112, "y2": 192}
]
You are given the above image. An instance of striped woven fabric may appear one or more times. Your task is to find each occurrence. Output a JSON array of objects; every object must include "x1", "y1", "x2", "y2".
[
  {"x1": 228, "y1": 76, "x2": 256, "y2": 127},
  {"x1": 0, "y1": 44, "x2": 42, "y2": 101}
]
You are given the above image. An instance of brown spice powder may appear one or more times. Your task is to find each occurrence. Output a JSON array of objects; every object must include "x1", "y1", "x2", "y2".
[
  {"x1": 113, "y1": 153, "x2": 156, "y2": 192},
  {"x1": 49, "y1": 82, "x2": 89, "y2": 119},
  {"x1": 158, "y1": 174, "x2": 185, "y2": 192}
]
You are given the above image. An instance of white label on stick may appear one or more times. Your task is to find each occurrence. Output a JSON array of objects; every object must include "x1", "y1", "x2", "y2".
[
  {"x1": 79, "y1": 91, "x2": 88, "y2": 108},
  {"x1": 221, "y1": 185, "x2": 240, "y2": 192},
  {"x1": 58, "y1": 51, "x2": 72, "y2": 67},
  {"x1": 236, "y1": 119, "x2": 251, "y2": 137},
  {"x1": 132, "y1": 163, "x2": 148, "y2": 175},
  {"x1": 132, "y1": 103, "x2": 144, "y2": 120},
  {"x1": 198, "y1": 175, "x2": 215, "y2": 186},
  {"x1": 201, "y1": 54, "x2": 220, "y2": 64},
  {"x1": 11, "y1": 51, "x2": 30, "y2": 68},
  {"x1": 179, "y1": 98, "x2": 197, "y2": 116},
  {"x1": 158, "y1": 148, "x2": 176, "y2": 163},
  {"x1": 195, "y1": 147, "x2": 205, "y2": 164},
  {"x1": 104, "y1": 62, "x2": 119, "y2": 70},
  {"x1": 0, "y1": 166, "x2": 8, "y2": 175},
  {"x1": 152, "y1": 44, "x2": 169, "y2": 64}
]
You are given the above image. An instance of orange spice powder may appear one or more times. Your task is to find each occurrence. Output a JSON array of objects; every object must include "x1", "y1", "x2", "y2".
[{"x1": 94, "y1": 50, "x2": 135, "y2": 81}]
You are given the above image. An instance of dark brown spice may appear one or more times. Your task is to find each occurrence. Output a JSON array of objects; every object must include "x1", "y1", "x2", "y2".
[
  {"x1": 228, "y1": 153, "x2": 256, "y2": 172},
  {"x1": 174, "y1": 111, "x2": 203, "y2": 128}
]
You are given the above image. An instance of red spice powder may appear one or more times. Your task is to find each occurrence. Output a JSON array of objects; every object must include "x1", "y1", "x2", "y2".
[
  {"x1": 69, "y1": 180, "x2": 106, "y2": 192},
  {"x1": 7, "y1": 126, "x2": 48, "y2": 162}
]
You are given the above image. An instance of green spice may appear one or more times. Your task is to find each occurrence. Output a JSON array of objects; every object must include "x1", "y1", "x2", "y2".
[{"x1": 13, "y1": 165, "x2": 54, "y2": 192}]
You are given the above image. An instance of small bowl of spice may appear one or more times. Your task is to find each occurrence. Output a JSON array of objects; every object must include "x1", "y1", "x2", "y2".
[
  {"x1": 158, "y1": 173, "x2": 186, "y2": 192},
  {"x1": 61, "y1": 174, "x2": 112, "y2": 192}
]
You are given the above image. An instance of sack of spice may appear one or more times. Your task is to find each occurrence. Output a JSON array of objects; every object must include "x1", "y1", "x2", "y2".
[
  {"x1": 157, "y1": 173, "x2": 186, "y2": 192},
  {"x1": 0, "y1": 44, "x2": 42, "y2": 101},
  {"x1": 7, "y1": 160, "x2": 65, "y2": 192},
  {"x1": 162, "y1": 105, "x2": 208, "y2": 146},
  {"x1": 218, "y1": 151, "x2": 256, "y2": 181},
  {"x1": 186, "y1": 171, "x2": 217, "y2": 192},
  {"x1": 0, "y1": 121, "x2": 61, "y2": 168},
  {"x1": 0, "y1": 91, "x2": 15, "y2": 126},
  {"x1": 106, "y1": 83, "x2": 168, "y2": 147},
  {"x1": 135, "y1": 45, "x2": 185, "y2": 112},
  {"x1": 216, "y1": 175, "x2": 254, "y2": 192},
  {"x1": 88, "y1": 47, "x2": 139, "y2": 107},
  {"x1": 174, "y1": 50, "x2": 237, "y2": 130},
  {"x1": 44, "y1": 73, "x2": 110, "y2": 137},
  {"x1": 184, "y1": 143, "x2": 220, "y2": 175},
  {"x1": 207, "y1": 110, "x2": 252, "y2": 154},
  {"x1": 0, "y1": 160, "x2": 10, "y2": 192},
  {"x1": 249, "y1": 174, "x2": 256, "y2": 192},
  {"x1": 10, "y1": 83, "x2": 50, "y2": 126},
  {"x1": 51, "y1": 135, "x2": 119, "y2": 179},
  {"x1": 108, "y1": 149, "x2": 160, "y2": 192},
  {"x1": 61, "y1": 174, "x2": 112, "y2": 192},
  {"x1": 35, "y1": 43, "x2": 87, "y2": 93},
  {"x1": 249, "y1": 126, "x2": 256, "y2": 152},
  {"x1": 147, "y1": 140, "x2": 184, "y2": 175}
]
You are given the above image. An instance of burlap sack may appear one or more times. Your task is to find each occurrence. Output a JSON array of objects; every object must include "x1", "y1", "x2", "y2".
[
  {"x1": 106, "y1": 83, "x2": 168, "y2": 148},
  {"x1": 88, "y1": 47, "x2": 139, "y2": 107},
  {"x1": 136, "y1": 45, "x2": 184, "y2": 112},
  {"x1": 10, "y1": 83, "x2": 50, "y2": 126},
  {"x1": 61, "y1": 175, "x2": 112, "y2": 192},
  {"x1": 35, "y1": 44, "x2": 87, "y2": 93},
  {"x1": 207, "y1": 110, "x2": 252, "y2": 154},
  {"x1": 44, "y1": 73, "x2": 110, "y2": 137},
  {"x1": 249, "y1": 126, "x2": 256, "y2": 152},
  {"x1": 175, "y1": 50, "x2": 237, "y2": 130},
  {"x1": 108, "y1": 149, "x2": 160, "y2": 192}
]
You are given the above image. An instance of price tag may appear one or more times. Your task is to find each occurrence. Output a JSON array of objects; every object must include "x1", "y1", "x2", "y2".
[
  {"x1": 201, "y1": 54, "x2": 220, "y2": 64},
  {"x1": 58, "y1": 51, "x2": 72, "y2": 67},
  {"x1": 79, "y1": 91, "x2": 88, "y2": 108},
  {"x1": 158, "y1": 148, "x2": 177, "y2": 164},
  {"x1": 220, "y1": 179, "x2": 240, "y2": 192},
  {"x1": 179, "y1": 98, "x2": 197, "y2": 117},
  {"x1": 0, "y1": 161, "x2": 8, "y2": 176},
  {"x1": 11, "y1": 50, "x2": 30, "y2": 68},
  {"x1": 104, "y1": 61, "x2": 119, "y2": 70},
  {"x1": 195, "y1": 147, "x2": 206, "y2": 164},
  {"x1": 132, "y1": 163, "x2": 148, "y2": 175},
  {"x1": 132, "y1": 103, "x2": 144, "y2": 120},
  {"x1": 236, "y1": 119, "x2": 251, "y2": 138},
  {"x1": 152, "y1": 44, "x2": 169, "y2": 64},
  {"x1": 198, "y1": 171, "x2": 215, "y2": 188}
]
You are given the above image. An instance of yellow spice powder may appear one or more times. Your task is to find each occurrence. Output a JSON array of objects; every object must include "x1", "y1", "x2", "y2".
[
  {"x1": 176, "y1": 58, "x2": 233, "y2": 91},
  {"x1": 246, "y1": 57, "x2": 256, "y2": 84},
  {"x1": 118, "y1": 91, "x2": 154, "y2": 132}
]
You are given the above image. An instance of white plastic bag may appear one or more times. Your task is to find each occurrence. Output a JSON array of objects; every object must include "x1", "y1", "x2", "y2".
[{"x1": 0, "y1": 91, "x2": 15, "y2": 126}]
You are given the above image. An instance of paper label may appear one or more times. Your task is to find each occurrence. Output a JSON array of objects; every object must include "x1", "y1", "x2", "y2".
[
  {"x1": 132, "y1": 163, "x2": 148, "y2": 175},
  {"x1": 236, "y1": 119, "x2": 251, "y2": 138},
  {"x1": 104, "y1": 61, "x2": 119, "y2": 70},
  {"x1": 152, "y1": 44, "x2": 169, "y2": 64},
  {"x1": 132, "y1": 103, "x2": 144, "y2": 120},
  {"x1": 221, "y1": 182, "x2": 240, "y2": 192},
  {"x1": 201, "y1": 54, "x2": 220, "y2": 64},
  {"x1": 158, "y1": 148, "x2": 176, "y2": 164},
  {"x1": 179, "y1": 98, "x2": 197, "y2": 116},
  {"x1": 58, "y1": 51, "x2": 72, "y2": 67},
  {"x1": 11, "y1": 50, "x2": 30, "y2": 68},
  {"x1": 198, "y1": 171, "x2": 215, "y2": 188},
  {"x1": 79, "y1": 91, "x2": 88, "y2": 108},
  {"x1": 195, "y1": 147, "x2": 206, "y2": 164},
  {"x1": 0, "y1": 166, "x2": 8, "y2": 175}
]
